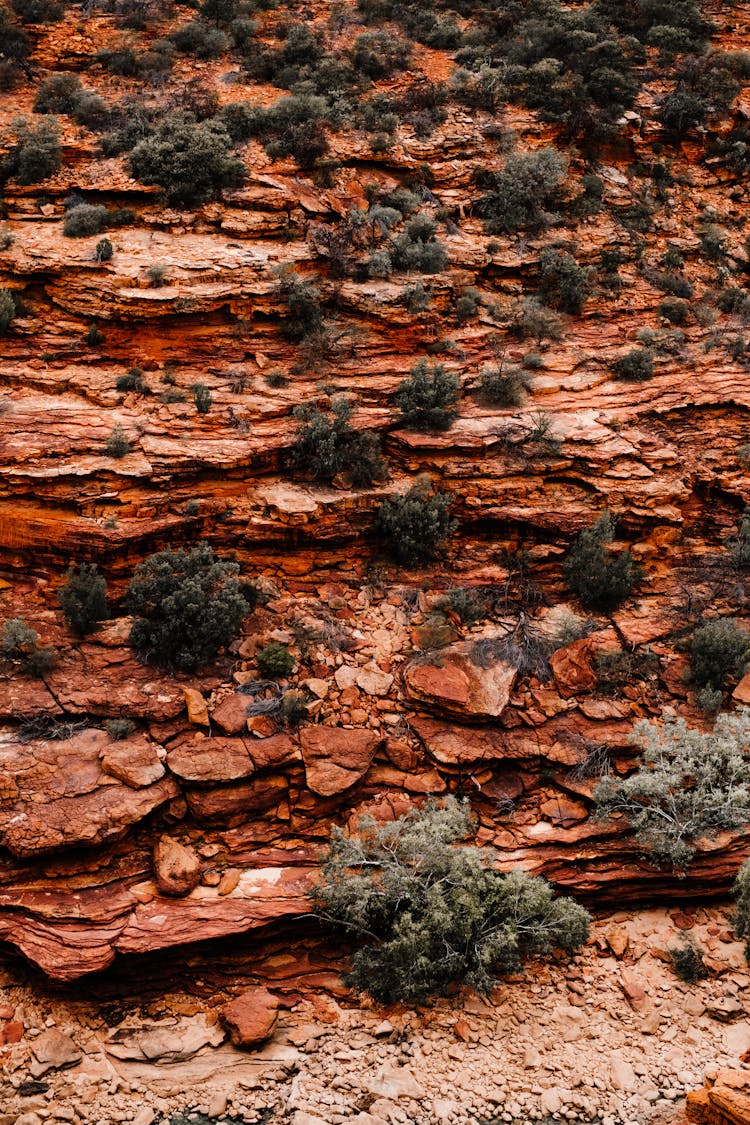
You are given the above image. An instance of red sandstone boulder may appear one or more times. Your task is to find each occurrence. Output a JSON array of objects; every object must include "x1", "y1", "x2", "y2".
[
  {"x1": 153, "y1": 838, "x2": 201, "y2": 896},
  {"x1": 211, "y1": 693, "x2": 251, "y2": 735},
  {"x1": 549, "y1": 638, "x2": 597, "y2": 697},
  {"x1": 299, "y1": 727, "x2": 380, "y2": 796},
  {"x1": 403, "y1": 639, "x2": 517, "y2": 720},
  {"x1": 220, "y1": 987, "x2": 279, "y2": 1049}
]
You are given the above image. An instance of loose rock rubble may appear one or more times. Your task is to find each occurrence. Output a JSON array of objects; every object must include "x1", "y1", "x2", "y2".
[{"x1": 0, "y1": 907, "x2": 748, "y2": 1125}]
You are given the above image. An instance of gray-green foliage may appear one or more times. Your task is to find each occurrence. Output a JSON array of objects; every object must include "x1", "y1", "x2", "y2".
[
  {"x1": 128, "y1": 115, "x2": 245, "y2": 206},
  {"x1": 396, "y1": 359, "x2": 460, "y2": 432},
  {"x1": 3, "y1": 116, "x2": 61, "y2": 184},
  {"x1": 59, "y1": 562, "x2": 108, "y2": 636},
  {"x1": 127, "y1": 541, "x2": 251, "y2": 671},
  {"x1": 291, "y1": 398, "x2": 386, "y2": 487},
  {"x1": 377, "y1": 480, "x2": 456, "y2": 567},
  {"x1": 1, "y1": 617, "x2": 56, "y2": 676},
  {"x1": 733, "y1": 857, "x2": 750, "y2": 958},
  {"x1": 476, "y1": 147, "x2": 567, "y2": 234},
  {"x1": 595, "y1": 709, "x2": 750, "y2": 871},
  {"x1": 313, "y1": 798, "x2": 591, "y2": 1003},
  {"x1": 563, "y1": 512, "x2": 642, "y2": 612},
  {"x1": 691, "y1": 618, "x2": 750, "y2": 695},
  {"x1": 0, "y1": 289, "x2": 15, "y2": 334}
]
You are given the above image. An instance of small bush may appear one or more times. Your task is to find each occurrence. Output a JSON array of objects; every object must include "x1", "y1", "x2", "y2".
[
  {"x1": 659, "y1": 297, "x2": 690, "y2": 325},
  {"x1": 476, "y1": 148, "x2": 567, "y2": 234},
  {"x1": 564, "y1": 512, "x2": 642, "y2": 613},
  {"x1": 518, "y1": 298, "x2": 562, "y2": 345},
  {"x1": 291, "y1": 398, "x2": 386, "y2": 487},
  {"x1": 390, "y1": 215, "x2": 448, "y2": 274},
  {"x1": 3, "y1": 117, "x2": 61, "y2": 184},
  {"x1": 438, "y1": 587, "x2": 487, "y2": 626},
  {"x1": 128, "y1": 115, "x2": 245, "y2": 206},
  {"x1": 659, "y1": 90, "x2": 707, "y2": 136},
  {"x1": 596, "y1": 709, "x2": 750, "y2": 871},
  {"x1": 85, "y1": 324, "x2": 104, "y2": 346},
  {"x1": 377, "y1": 480, "x2": 456, "y2": 567},
  {"x1": 613, "y1": 349, "x2": 654, "y2": 382},
  {"x1": 169, "y1": 20, "x2": 229, "y2": 58},
  {"x1": 539, "y1": 248, "x2": 591, "y2": 314},
  {"x1": 105, "y1": 717, "x2": 136, "y2": 741},
  {"x1": 193, "y1": 383, "x2": 212, "y2": 413},
  {"x1": 276, "y1": 268, "x2": 323, "y2": 342},
  {"x1": 105, "y1": 423, "x2": 130, "y2": 458},
  {"x1": 256, "y1": 640, "x2": 295, "y2": 679},
  {"x1": 475, "y1": 362, "x2": 530, "y2": 406},
  {"x1": 59, "y1": 562, "x2": 108, "y2": 635},
  {"x1": 1, "y1": 617, "x2": 56, "y2": 676},
  {"x1": 280, "y1": 688, "x2": 308, "y2": 728},
  {"x1": 691, "y1": 618, "x2": 750, "y2": 694},
  {"x1": 64, "y1": 204, "x2": 109, "y2": 238},
  {"x1": 34, "y1": 72, "x2": 82, "y2": 115},
  {"x1": 95, "y1": 238, "x2": 113, "y2": 263},
  {"x1": 734, "y1": 858, "x2": 750, "y2": 959},
  {"x1": 669, "y1": 939, "x2": 708, "y2": 983},
  {"x1": 116, "y1": 367, "x2": 148, "y2": 393},
  {"x1": 12, "y1": 0, "x2": 64, "y2": 21},
  {"x1": 396, "y1": 359, "x2": 460, "y2": 432},
  {"x1": 313, "y1": 797, "x2": 590, "y2": 1003},
  {"x1": 0, "y1": 289, "x2": 16, "y2": 334},
  {"x1": 127, "y1": 541, "x2": 251, "y2": 671}
]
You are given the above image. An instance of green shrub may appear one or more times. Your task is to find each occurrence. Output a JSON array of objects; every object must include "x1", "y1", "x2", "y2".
[
  {"x1": 12, "y1": 0, "x2": 64, "y2": 21},
  {"x1": 245, "y1": 94, "x2": 331, "y2": 168},
  {"x1": 105, "y1": 423, "x2": 130, "y2": 458},
  {"x1": 193, "y1": 383, "x2": 212, "y2": 413},
  {"x1": 63, "y1": 204, "x2": 109, "y2": 238},
  {"x1": 658, "y1": 90, "x2": 707, "y2": 135},
  {"x1": 691, "y1": 618, "x2": 750, "y2": 694},
  {"x1": 105, "y1": 717, "x2": 136, "y2": 741},
  {"x1": 0, "y1": 7, "x2": 30, "y2": 89},
  {"x1": 351, "y1": 30, "x2": 411, "y2": 79},
  {"x1": 377, "y1": 480, "x2": 456, "y2": 567},
  {"x1": 313, "y1": 797, "x2": 590, "y2": 1003},
  {"x1": 669, "y1": 939, "x2": 708, "y2": 983},
  {"x1": 3, "y1": 117, "x2": 61, "y2": 184},
  {"x1": 85, "y1": 324, "x2": 104, "y2": 346},
  {"x1": 390, "y1": 214, "x2": 448, "y2": 274},
  {"x1": 127, "y1": 541, "x2": 251, "y2": 671},
  {"x1": 1, "y1": 617, "x2": 56, "y2": 676},
  {"x1": 34, "y1": 72, "x2": 82, "y2": 114},
  {"x1": 256, "y1": 640, "x2": 295, "y2": 679},
  {"x1": 0, "y1": 289, "x2": 15, "y2": 334},
  {"x1": 116, "y1": 367, "x2": 147, "y2": 393},
  {"x1": 291, "y1": 398, "x2": 386, "y2": 487},
  {"x1": 475, "y1": 362, "x2": 530, "y2": 407},
  {"x1": 539, "y1": 248, "x2": 591, "y2": 314},
  {"x1": 95, "y1": 238, "x2": 113, "y2": 263},
  {"x1": 518, "y1": 298, "x2": 562, "y2": 345},
  {"x1": 612, "y1": 349, "x2": 654, "y2": 382},
  {"x1": 276, "y1": 267, "x2": 323, "y2": 342},
  {"x1": 438, "y1": 587, "x2": 487, "y2": 626},
  {"x1": 476, "y1": 148, "x2": 567, "y2": 234},
  {"x1": 168, "y1": 20, "x2": 230, "y2": 58},
  {"x1": 396, "y1": 359, "x2": 460, "y2": 432},
  {"x1": 659, "y1": 297, "x2": 690, "y2": 325},
  {"x1": 59, "y1": 562, "x2": 108, "y2": 635},
  {"x1": 564, "y1": 512, "x2": 642, "y2": 612},
  {"x1": 595, "y1": 709, "x2": 750, "y2": 871},
  {"x1": 128, "y1": 115, "x2": 245, "y2": 206}
]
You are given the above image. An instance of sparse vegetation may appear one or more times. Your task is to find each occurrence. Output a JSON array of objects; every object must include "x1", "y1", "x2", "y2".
[
  {"x1": 290, "y1": 398, "x2": 386, "y2": 487},
  {"x1": 396, "y1": 360, "x2": 460, "y2": 432},
  {"x1": 1, "y1": 617, "x2": 56, "y2": 676},
  {"x1": 256, "y1": 640, "x2": 295, "y2": 679}
]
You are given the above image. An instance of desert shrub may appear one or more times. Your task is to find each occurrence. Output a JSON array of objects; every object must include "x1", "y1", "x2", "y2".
[
  {"x1": 659, "y1": 297, "x2": 690, "y2": 325},
  {"x1": 730, "y1": 507, "x2": 750, "y2": 569},
  {"x1": 116, "y1": 367, "x2": 148, "y2": 393},
  {"x1": 85, "y1": 324, "x2": 104, "y2": 345},
  {"x1": 669, "y1": 939, "x2": 708, "y2": 983},
  {"x1": 193, "y1": 383, "x2": 212, "y2": 414},
  {"x1": 34, "y1": 73, "x2": 81, "y2": 114},
  {"x1": 658, "y1": 90, "x2": 707, "y2": 135},
  {"x1": 691, "y1": 618, "x2": 750, "y2": 694},
  {"x1": 313, "y1": 797, "x2": 590, "y2": 1003},
  {"x1": 128, "y1": 115, "x2": 245, "y2": 206},
  {"x1": 475, "y1": 148, "x2": 567, "y2": 234},
  {"x1": 456, "y1": 287, "x2": 481, "y2": 323},
  {"x1": 564, "y1": 512, "x2": 642, "y2": 612},
  {"x1": 351, "y1": 31, "x2": 410, "y2": 79},
  {"x1": 63, "y1": 204, "x2": 109, "y2": 238},
  {"x1": 280, "y1": 688, "x2": 308, "y2": 728},
  {"x1": 595, "y1": 709, "x2": 750, "y2": 871},
  {"x1": 3, "y1": 117, "x2": 61, "y2": 184},
  {"x1": 105, "y1": 423, "x2": 130, "y2": 458},
  {"x1": 105, "y1": 717, "x2": 136, "y2": 740},
  {"x1": 718, "y1": 287, "x2": 750, "y2": 316},
  {"x1": 276, "y1": 267, "x2": 323, "y2": 342},
  {"x1": 734, "y1": 858, "x2": 750, "y2": 958},
  {"x1": 127, "y1": 541, "x2": 251, "y2": 671},
  {"x1": 438, "y1": 587, "x2": 487, "y2": 626},
  {"x1": 390, "y1": 215, "x2": 448, "y2": 274},
  {"x1": 1, "y1": 617, "x2": 56, "y2": 676},
  {"x1": 245, "y1": 94, "x2": 330, "y2": 168},
  {"x1": 377, "y1": 480, "x2": 456, "y2": 567},
  {"x1": 0, "y1": 289, "x2": 16, "y2": 334},
  {"x1": 256, "y1": 640, "x2": 294, "y2": 679},
  {"x1": 59, "y1": 562, "x2": 108, "y2": 635},
  {"x1": 12, "y1": 0, "x2": 65, "y2": 21},
  {"x1": 518, "y1": 298, "x2": 562, "y2": 345},
  {"x1": 613, "y1": 349, "x2": 654, "y2": 382},
  {"x1": 0, "y1": 6, "x2": 30, "y2": 89},
  {"x1": 95, "y1": 238, "x2": 113, "y2": 263},
  {"x1": 396, "y1": 359, "x2": 460, "y2": 432},
  {"x1": 475, "y1": 362, "x2": 530, "y2": 407},
  {"x1": 169, "y1": 20, "x2": 229, "y2": 58},
  {"x1": 539, "y1": 248, "x2": 591, "y2": 314},
  {"x1": 290, "y1": 398, "x2": 386, "y2": 487}
]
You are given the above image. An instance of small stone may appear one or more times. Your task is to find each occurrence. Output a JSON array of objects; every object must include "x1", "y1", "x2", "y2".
[
  {"x1": 207, "y1": 1093, "x2": 227, "y2": 1118},
  {"x1": 373, "y1": 1021, "x2": 393, "y2": 1037},
  {"x1": 183, "y1": 688, "x2": 209, "y2": 727},
  {"x1": 132, "y1": 1110, "x2": 155, "y2": 1125},
  {"x1": 153, "y1": 838, "x2": 201, "y2": 897},
  {"x1": 220, "y1": 988, "x2": 279, "y2": 1049}
]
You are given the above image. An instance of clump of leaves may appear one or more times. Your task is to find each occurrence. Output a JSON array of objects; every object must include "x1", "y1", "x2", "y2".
[
  {"x1": 313, "y1": 797, "x2": 590, "y2": 1004},
  {"x1": 377, "y1": 480, "x2": 456, "y2": 567},
  {"x1": 256, "y1": 641, "x2": 295, "y2": 680},
  {"x1": 564, "y1": 512, "x2": 642, "y2": 612},
  {"x1": 395, "y1": 360, "x2": 460, "y2": 432},
  {"x1": 1, "y1": 617, "x2": 56, "y2": 676},
  {"x1": 668, "y1": 938, "x2": 709, "y2": 983}
]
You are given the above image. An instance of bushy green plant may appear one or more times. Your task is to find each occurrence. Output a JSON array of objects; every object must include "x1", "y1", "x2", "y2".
[
  {"x1": 256, "y1": 640, "x2": 295, "y2": 679},
  {"x1": 395, "y1": 359, "x2": 460, "y2": 432},
  {"x1": 668, "y1": 938, "x2": 708, "y2": 983},
  {"x1": 3, "y1": 117, "x2": 61, "y2": 184},
  {"x1": 438, "y1": 587, "x2": 487, "y2": 626},
  {"x1": 475, "y1": 362, "x2": 530, "y2": 407},
  {"x1": 105, "y1": 423, "x2": 131, "y2": 459},
  {"x1": 691, "y1": 618, "x2": 750, "y2": 694},
  {"x1": 539, "y1": 248, "x2": 591, "y2": 314},
  {"x1": 313, "y1": 797, "x2": 590, "y2": 1003},
  {"x1": 116, "y1": 367, "x2": 147, "y2": 394},
  {"x1": 276, "y1": 267, "x2": 323, "y2": 342},
  {"x1": 0, "y1": 289, "x2": 15, "y2": 334},
  {"x1": 128, "y1": 115, "x2": 245, "y2": 206},
  {"x1": 291, "y1": 398, "x2": 386, "y2": 487},
  {"x1": 595, "y1": 709, "x2": 750, "y2": 870},
  {"x1": 733, "y1": 858, "x2": 750, "y2": 958},
  {"x1": 564, "y1": 512, "x2": 642, "y2": 612},
  {"x1": 63, "y1": 204, "x2": 109, "y2": 238},
  {"x1": 377, "y1": 480, "x2": 456, "y2": 567},
  {"x1": 1, "y1": 617, "x2": 56, "y2": 676},
  {"x1": 59, "y1": 562, "x2": 108, "y2": 635},
  {"x1": 105, "y1": 717, "x2": 136, "y2": 741},
  {"x1": 127, "y1": 541, "x2": 251, "y2": 671},
  {"x1": 659, "y1": 296, "x2": 690, "y2": 325},
  {"x1": 193, "y1": 383, "x2": 212, "y2": 414},
  {"x1": 613, "y1": 349, "x2": 654, "y2": 382},
  {"x1": 95, "y1": 238, "x2": 113, "y2": 263},
  {"x1": 476, "y1": 148, "x2": 567, "y2": 234},
  {"x1": 518, "y1": 298, "x2": 562, "y2": 345},
  {"x1": 390, "y1": 214, "x2": 448, "y2": 274}
]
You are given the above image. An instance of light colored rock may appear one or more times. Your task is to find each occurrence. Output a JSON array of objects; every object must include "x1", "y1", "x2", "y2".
[
  {"x1": 610, "y1": 1057, "x2": 637, "y2": 1091},
  {"x1": 355, "y1": 666, "x2": 394, "y2": 697},
  {"x1": 30, "y1": 1028, "x2": 82, "y2": 1075},
  {"x1": 132, "y1": 1110, "x2": 155, "y2": 1125},
  {"x1": 183, "y1": 687, "x2": 209, "y2": 726},
  {"x1": 368, "y1": 1062, "x2": 425, "y2": 1100}
]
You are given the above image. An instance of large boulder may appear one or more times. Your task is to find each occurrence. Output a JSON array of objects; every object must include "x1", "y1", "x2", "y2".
[
  {"x1": 403, "y1": 638, "x2": 517, "y2": 720},
  {"x1": 220, "y1": 987, "x2": 279, "y2": 1049},
  {"x1": 299, "y1": 727, "x2": 380, "y2": 796}
]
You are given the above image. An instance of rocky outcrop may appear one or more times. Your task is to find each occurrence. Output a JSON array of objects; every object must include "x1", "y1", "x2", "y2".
[{"x1": 687, "y1": 1069, "x2": 750, "y2": 1125}]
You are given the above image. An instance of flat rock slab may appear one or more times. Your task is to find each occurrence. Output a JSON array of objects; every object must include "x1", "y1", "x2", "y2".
[
  {"x1": 30, "y1": 1029, "x2": 82, "y2": 1076},
  {"x1": 299, "y1": 727, "x2": 380, "y2": 796},
  {"x1": 106, "y1": 1014, "x2": 225, "y2": 1064}
]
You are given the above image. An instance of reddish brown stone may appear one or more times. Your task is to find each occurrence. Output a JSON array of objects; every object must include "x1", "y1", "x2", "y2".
[
  {"x1": 153, "y1": 838, "x2": 201, "y2": 897},
  {"x1": 300, "y1": 727, "x2": 380, "y2": 797},
  {"x1": 219, "y1": 987, "x2": 279, "y2": 1049},
  {"x1": 211, "y1": 693, "x2": 251, "y2": 735}
]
